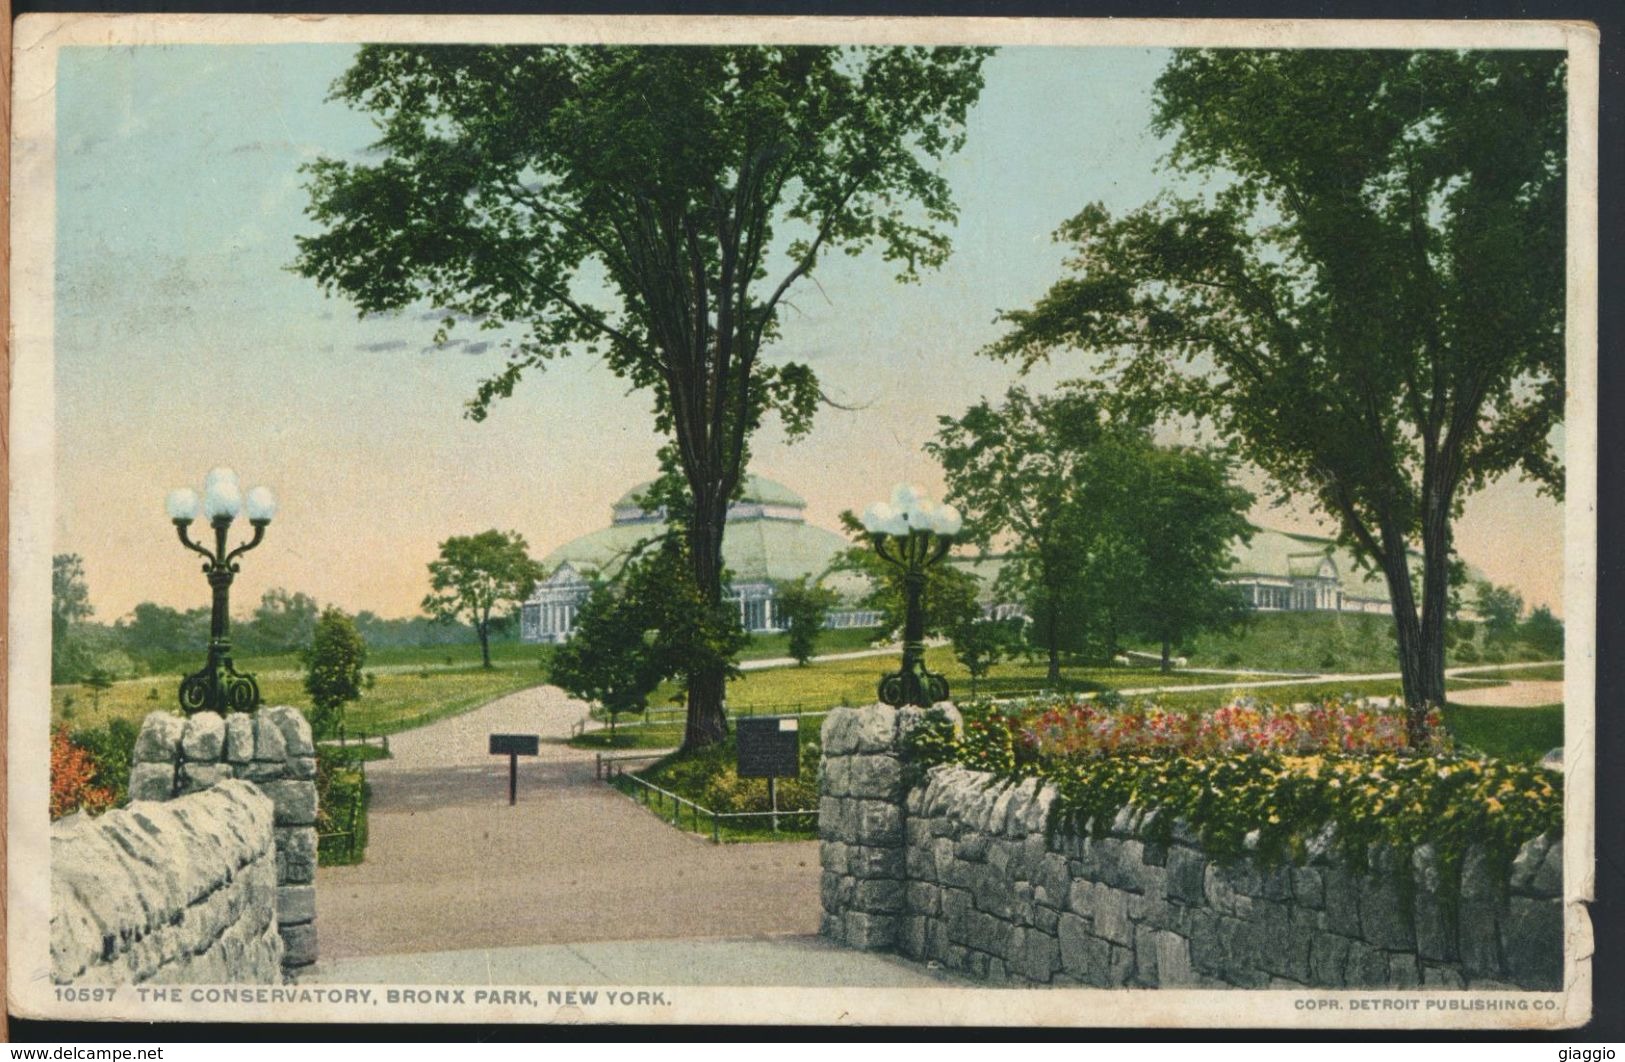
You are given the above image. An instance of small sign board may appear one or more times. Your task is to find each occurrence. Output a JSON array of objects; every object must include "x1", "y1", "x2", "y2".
[
  {"x1": 736, "y1": 715, "x2": 799, "y2": 779},
  {"x1": 489, "y1": 733, "x2": 539, "y2": 757},
  {"x1": 488, "y1": 733, "x2": 540, "y2": 805}
]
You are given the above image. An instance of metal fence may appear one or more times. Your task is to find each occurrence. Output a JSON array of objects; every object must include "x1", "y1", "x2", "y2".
[{"x1": 602, "y1": 758, "x2": 817, "y2": 843}]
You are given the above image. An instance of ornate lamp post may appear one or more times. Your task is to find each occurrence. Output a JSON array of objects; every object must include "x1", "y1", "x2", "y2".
[
  {"x1": 861, "y1": 484, "x2": 963, "y2": 708},
  {"x1": 166, "y1": 467, "x2": 277, "y2": 715}
]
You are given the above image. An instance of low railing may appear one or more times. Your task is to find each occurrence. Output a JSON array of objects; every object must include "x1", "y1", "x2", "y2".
[
  {"x1": 594, "y1": 749, "x2": 667, "y2": 781},
  {"x1": 603, "y1": 759, "x2": 817, "y2": 843},
  {"x1": 316, "y1": 753, "x2": 367, "y2": 864},
  {"x1": 324, "y1": 726, "x2": 390, "y2": 755}
]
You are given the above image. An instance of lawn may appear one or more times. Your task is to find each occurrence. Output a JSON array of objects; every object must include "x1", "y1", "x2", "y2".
[
  {"x1": 611, "y1": 732, "x2": 823, "y2": 843},
  {"x1": 639, "y1": 647, "x2": 1271, "y2": 718},
  {"x1": 1442, "y1": 703, "x2": 1563, "y2": 762},
  {"x1": 53, "y1": 660, "x2": 547, "y2": 736},
  {"x1": 735, "y1": 626, "x2": 882, "y2": 662},
  {"x1": 1454, "y1": 662, "x2": 1565, "y2": 682},
  {"x1": 1139, "y1": 610, "x2": 1560, "y2": 674}
]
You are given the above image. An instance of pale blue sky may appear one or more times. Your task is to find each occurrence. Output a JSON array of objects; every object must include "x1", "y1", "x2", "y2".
[{"x1": 52, "y1": 43, "x2": 1565, "y2": 620}]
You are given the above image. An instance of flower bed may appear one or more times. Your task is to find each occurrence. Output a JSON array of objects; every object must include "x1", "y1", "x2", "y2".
[{"x1": 907, "y1": 697, "x2": 1562, "y2": 875}]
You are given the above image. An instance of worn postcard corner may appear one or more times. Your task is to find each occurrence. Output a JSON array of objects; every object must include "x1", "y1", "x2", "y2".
[{"x1": 6, "y1": 11, "x2": 1597, "y2": 1030}]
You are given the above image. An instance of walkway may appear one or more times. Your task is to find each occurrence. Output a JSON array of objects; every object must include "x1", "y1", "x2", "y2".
[
  {"x1": 301, "y1": 934, "x2": 959, "y2": 987},
  {"x1": 314, "y1": 685, "x2": 820, "y2": 962}
]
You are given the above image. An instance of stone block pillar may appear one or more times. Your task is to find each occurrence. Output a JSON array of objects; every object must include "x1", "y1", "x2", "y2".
[
  {"x1": 131, "y1": 705, "x2": 319, "y2": 972},
  {"x1": 818, "y1": 702, "x2": 957, "y2": 951}
]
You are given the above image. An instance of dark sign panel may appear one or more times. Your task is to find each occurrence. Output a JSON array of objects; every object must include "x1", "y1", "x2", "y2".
[
  {"x1": 737, "y1": 716, "x2": 800, "y2": 779},
  {"x1": 489, "y1": 733, "x2": 540, "y2": 757}
]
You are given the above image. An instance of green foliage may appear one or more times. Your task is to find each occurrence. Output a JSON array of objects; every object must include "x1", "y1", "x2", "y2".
[
  {"x1": 627, "y1": 734, "x2": 822, "y2": 839},
  {"x1": 987, "y1": 49, "x2": 1566, "y2": 719},
  {"x1": 316, "y1": 747, "x2": 369, "y2": 866},
  {"x1": 949, "y1": 616, "x2": 1020, "y2": 695},
  {"x1": 242, "y1": 588, "x2": 320, "y2": 655},
  {"x1": 929, "y1": 385, "x2": 1253, "y2": 677},
  {"x1": 65, "y1": 717, "x2": 140, "y2": 808},
  {"x1": 1520, "y1": 606, "x2": 1564, "y2": 657},
  {"x1": 912, "y1": 702, "x2": 1561, "y2": 877},
  {"x1": 295, "y1": 44, "x2": 991, "y2": 746},
  {"x1": 79, "y1": 668, "x2": 114, "y2": 712},
  {"x1": 304, "y1": 608, "x2": 368, "y2": 739},
  {"x1": 1119, "y1": 444, "x2": 1255, "y2": 670},
  {"x1": 52, "y1": 554, "x2": 95, "y2": 683},
  {"x1": 550, "y1": 537, "x2": 747, "y2": 732},
  {"x1": 929, "y1": 385, "x2": 1134, "y2": 677},
  {"x1": 423, "y1": 529, "x2": 545, "y2": 668},
  {"x1": 773, "y1": 576, "x2": 840, "y2": 666},
  {"x1": 1476, "y1": 580, "x2": 1525, "y2": 643}
]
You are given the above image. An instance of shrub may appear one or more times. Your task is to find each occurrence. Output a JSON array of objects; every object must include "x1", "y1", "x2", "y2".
[
  {"x1": 304, "y1": 608, "x2": 367, "y2": 740},
  {"x1": 50, "y1": 728, "x2": 116, "y2": 820},
  {"x1": 67, "y1": 717, "x2": 139, "y2": 807},
  {"x1": 906, "y1": 700, "x2": 1562, "y2": 875},
  {"x1": 1454, "y1": 641, "x2": 1479, "y2": 664},
  {"x1": 315, "y1": 747, "x2": 369, "y2": 865}
]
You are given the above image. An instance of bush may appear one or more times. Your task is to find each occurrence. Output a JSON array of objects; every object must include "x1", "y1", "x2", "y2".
[
  {"x1": 315, "y1": 747, "x2": 369, "y2": 865},
  {"x1": 634, "y1": 736, "x2": 821, "y2": 817},
  {"x1": 67, "y1": 717, "x2": 139, "y2": 807},
  {"x1": 50, "y1": 728, "x2": 116, "y2": 820},
  {"x1": 908, "y1": 701, "x2": 1562, "y2": 873},
  {"x1": 1454, "y1": 641, "x2": 1479, "y2": 664},
  {"x1": 304, "y1": 608, "x2": 367, "y2": 740}
]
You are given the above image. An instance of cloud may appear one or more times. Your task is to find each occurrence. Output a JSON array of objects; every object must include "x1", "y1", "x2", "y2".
[
  {"x1": 463, "y1": 342, "x2": 492, "y2": 354},
  {"x1": 355, "y1": 339, "x2": 408, "y2": 352},
  {"x1": 227, "y1": 139, "x2": 323, "y2": 159}
]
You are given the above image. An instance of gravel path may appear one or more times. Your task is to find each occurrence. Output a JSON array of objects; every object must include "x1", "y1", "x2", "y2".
[
  {"x1": 1444, "y1": 679, "x2": 1566, "y2": 708},
  {"x1": 315, "y1": 684, "x2": 820, "y2": 960}
]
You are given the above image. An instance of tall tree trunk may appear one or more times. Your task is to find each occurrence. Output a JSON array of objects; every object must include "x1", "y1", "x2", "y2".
[
  {"x1": 1160, "y1": 636, "x2": 1172, "y2": 674},
  {"x1": 1045, "y1": 594, "x2": 1062, "y2": 683},
  {"x1": 1418, "y1": 488, "x2": 1454, "y2": 715},
  {"x1": 682, "y1": 481, "x2": 731, "y2": 749},
  {"x1": 1375, "y1": 528, "x2": 1430, "y2": 747},
  {"x1": 478, "y1": 619, "x2": 492, "y2": 669}
]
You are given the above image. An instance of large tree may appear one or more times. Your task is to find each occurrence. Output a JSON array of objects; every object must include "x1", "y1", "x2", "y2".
[
  {"x1": 1121, "y1": 444, "x2": 1254, "y2": 673},
  {"x1": 51, "y1": 554, "x2": 94, "y2": 683},
  {"x1": 245, "y1": 588, "x2": 321, "y2": 655},
  {"x1": 987, "y1": 50, "x2": 1565, "y2": 742},
  {"x1": 422, "y1": 529, "x2": 545, "y2": 668},
  {"x1": 550, "y1": 537, "x2": 745, "y2": 734},
  {"x1": 295, "y1": 45, "x2": 989, "y2": 748},
  {"x1": 927, "y1": 385, "x2": 1134, "y2": 682}
]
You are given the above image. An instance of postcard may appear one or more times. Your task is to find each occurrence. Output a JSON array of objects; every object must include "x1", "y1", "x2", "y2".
[{"x1": 6, "y1": 13, "x2": 1598, "y2": 1029}]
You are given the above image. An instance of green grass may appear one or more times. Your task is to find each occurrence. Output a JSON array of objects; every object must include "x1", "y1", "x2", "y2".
[
  {"x1": 316, "y1": 749, "x2": 370, "y2": 867},
  {"x1": 53, "y1": 660, "x2": 546, "y2": 736},
  {"x1": 735, "y1": 627, "x2": 882, "y2": 662},
  {"x1": 639, "y1": 648, "x2": 1272, "y2": 718},
  {"x1": 1454, "y1": 662, "x2": 1564, "y2": 682},
  {"x1": 1442, "y1": 703, "x2": 1563, "y2": 762},
  {"x1": 612, "y1": 735, "x2": 823, "y2": 843},
  {"x1": 572, "y1": 726, "x2": 688, "y2": 750},
  {"x1": 1134, "y1": 611, "x2": 1559, "y2": 675},
  {"x1": 323, "y1": 742, "x2": 392, "y2": 762}
]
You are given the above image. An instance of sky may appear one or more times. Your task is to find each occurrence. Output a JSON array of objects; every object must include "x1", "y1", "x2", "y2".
[{"x1": 51, "y1": 43, "x2": 1569, "y2": 623}]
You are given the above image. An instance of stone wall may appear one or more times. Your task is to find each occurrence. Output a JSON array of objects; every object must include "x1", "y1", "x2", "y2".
[
  {"x1": 819, "y1": 703, "x2": 1563, "y2": 990},
  {"x1": 130, "y1": 706, "x2": 319, "y2": 970},
  {"x1": 52, "y1": 780, "x2": 284, "y2": 984}
]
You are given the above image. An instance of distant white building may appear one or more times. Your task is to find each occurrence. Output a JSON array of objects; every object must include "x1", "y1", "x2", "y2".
[
  {"x1": 521, "y1": 479, "x2": 1473, "y2": 644},
  {"x1": 1222, "y1": 527, "x2": 1479, "y2": 616},
  {"x1": 520, "y1": 474, "x2": 878, "y2": 644}
]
